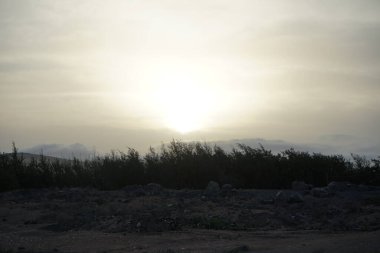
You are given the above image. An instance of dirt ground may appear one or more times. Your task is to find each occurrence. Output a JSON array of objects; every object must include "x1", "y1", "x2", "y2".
[
  {"x1": 2, "y1": 227, "x2": 380, "y2": 253},
  {"x1": 1, "y1": 184, "x2": 379, "y2": 253}
]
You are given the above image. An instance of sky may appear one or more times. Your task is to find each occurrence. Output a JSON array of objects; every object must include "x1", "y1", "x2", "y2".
[{"x1": 0, "y1": 0, "x2": 379, "y2": 156}]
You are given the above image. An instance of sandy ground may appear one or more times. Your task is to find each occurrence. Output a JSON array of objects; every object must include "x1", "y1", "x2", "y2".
[
  {"x1": 1, "y1": 228, "x2": 380, "y2": 253},
  {"x1": 1, "y1": 186, "x2": 379, "y2": 253}
]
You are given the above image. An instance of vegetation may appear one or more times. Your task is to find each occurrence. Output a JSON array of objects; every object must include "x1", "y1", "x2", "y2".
[{"x1": 0, "y1": 141, "x2": 379, "y2": 192}]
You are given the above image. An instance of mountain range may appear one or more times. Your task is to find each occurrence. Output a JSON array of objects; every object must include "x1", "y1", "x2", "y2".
[{"x1": 14, "y1": 137, "x2": 380, "y2": 160}]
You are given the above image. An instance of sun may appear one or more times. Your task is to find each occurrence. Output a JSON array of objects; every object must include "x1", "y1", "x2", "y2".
[
  {"x1": 152, "y1": 69, "x2": 212, "y2": 134},
  {"x1": 167, "y1": 112, "x2": 202, "y2": 134},
  {"x1": 105, "y1": 57, "x2": 221, "y2": 133}
]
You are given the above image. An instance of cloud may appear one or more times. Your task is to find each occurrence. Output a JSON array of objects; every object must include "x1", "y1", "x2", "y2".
[{"x1": 0, "y1": 0, "x2": 379, "y2": 155}]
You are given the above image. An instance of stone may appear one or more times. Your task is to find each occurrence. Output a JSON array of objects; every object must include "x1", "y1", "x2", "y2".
[
  {"x1": 205, "y1": 181, "x2": 220, "y2": 198},
  {"x1": 292, "y1": 181, "x2": 312, "y2": 191},
  {"x1": 145, "y1": 183, "x2": 163, "y2": 195},
  {"x1": 221, "y1": 184, "x2": 234, "y2": 197},
  {"x1": 133, "y1": 188, "x2": 146, "y2": 197},
  {"x1": 123, "y1": 185, "x2": 146, "y2": 196},
  {"x1": 221, "y1": 184, "x2": 233, "y2": 191},
  {"x1": 260, "y1": 199, "x2": 274, "y2": 204},
  {"x1": 327, "y1": 181, "x2": 352, "y2": 192},
  {"x1": 358, "y1": 184, "x2": 371, "y2": 191},
  {"x1": 287, "y1": 192, "x2": 304, "y2": 203},
  {"x1": 311, "y1": 187, "x2": 330, "y2": 198},
  {"x1": 275, "y1": 191, "x2": 286, "y2": 202}
]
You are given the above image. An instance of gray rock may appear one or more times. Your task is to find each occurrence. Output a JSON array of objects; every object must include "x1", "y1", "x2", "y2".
[
  {"x1": 292, "y1": 181, "x2": 312, "y2": 191},
  {"x1": 123, "y1": 185, "x2": 146, "y2": 196},
  {"x1": 311, "y1": 187, "x2": 330, "y2": 198},
  {"x1": 358, "y1": 184, "x2": 371, "y2": 191},
  {"x1": 205, "y1": 181, "x2": 220, "y2": 198},
  {"x1": 275, "y1": 191, "x2": 286, "y2": 202},
  {"x1": 221, "y1": 184, "x2": 233, "y2": 191},
  {"x1": 327, "y1": 181, "x2": 353, "y2": 192},
  {"x1": 260, "y1": 199, "x2": 274, "y2": 204},
  {"x1": 145, "y1": 183, "x2": 163, "y2": 195},
  {"x1": 134, "y1": 188, "x2": 146, "y2": 197},
  {"x1": 287, "y1": 192, "x2": 304, "y2": 203},
  {"x1": 221, "y1": 184, "x2": 235, "y2": 196}
]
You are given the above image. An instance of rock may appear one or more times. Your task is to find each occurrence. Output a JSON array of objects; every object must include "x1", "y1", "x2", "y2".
[
  {"x1": 275, "y1": 191, "x2": 304, "y2": 203},
  {"x1": 123, "y1": 185, "x2": 146, "y2": 196},
  {"x1": 358, "y1": 184, "x2": 371, "y2": 191},
  {"x1": 275, "y1": 191, "x2": 286, "y2": 202},
  {"x1": 129, "y1": 188, "x2": 145, "y2": 197},
  {"x1": 221, "y1": 184, "x2": 234, "y2": 196},
  {"x1": 205, "y1": 181, "x2": 220, "y2": 198},
  {"x1": 327, "y1": 181, "x2": 353, "y2": 192},
  {"x1": 287, "y1": 192, "x2": 304, "y2": 203},
  {"x1": 311, "y1": 187, "x2": 330, "y2": 198},
  {"x1": 222, "y1": 184, "x2": 233, "y2": 191},
  {"x1": 136, "y1": 222, "x2": 142, "y2": 231},
  {"x1": 226, "y1": 245, "x2": 250, "y2": 253},
  {"x1": 145, "y1": 183, "x2": 163, "y2": 195},
  {"x1": 260, "y1": 199, "x2": 274, "y2": 204},
  {"x1": 292, "y1": 181, "x2": 312, "y2": 191}
]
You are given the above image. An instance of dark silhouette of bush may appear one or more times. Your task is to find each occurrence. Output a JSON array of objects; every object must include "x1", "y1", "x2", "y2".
[{"x1": 0, "y1": 140, "x2": 379, "y2": 192}]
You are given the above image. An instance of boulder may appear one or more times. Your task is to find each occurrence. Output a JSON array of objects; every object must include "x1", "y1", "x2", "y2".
[
  {"x1": 133, "y1": 188, "x2": 146, "y2": 197},
  {"x1": 275, "y1": 191, "x2": 286, "y2": 202},
  {"x1": 292, "y1": 181, "x2": 312, "y2": 191},
  {"x1": 327, "y1": 181, "x2": 353, "y2": 192},
  {"x1": 358, "y1": 184, "x2": 371, "y2": 191},
  {"x1": 260, "y1": 199, "x2": 275, "y2": 204},
  {"x1": 144, "y1": 183, "x2": 163, "y2": 195},
  {"x1": 221, "y1": 184, "x2": 235, "y2": 196},
  {"x1": 122, "y1": 185, "x2": 147, "y2": 196},
  {"x1": 275, "y1": 191, "x2": 304, "y2": 203},
  {"x1": 221, "y1": 183, "x2": 233, "y2": 191},
  {"x1": 205, "y1": 181, "x2": 220, "y2": 198},
  {"x1": 311, "y1": 187, "x2": 330, "y2": 198},
  {"x1": 287, "y1": 192, "x2": 304, "y2": 203}
]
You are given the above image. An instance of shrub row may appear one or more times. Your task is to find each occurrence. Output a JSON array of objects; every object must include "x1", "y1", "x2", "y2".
[{"x1": 1, "y1": 141, "x2": 379, "y2": 191}]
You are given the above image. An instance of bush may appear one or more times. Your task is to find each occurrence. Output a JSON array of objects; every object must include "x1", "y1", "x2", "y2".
[{"x1": 0, "y1": 141, "x2": 379, "y2": 192}]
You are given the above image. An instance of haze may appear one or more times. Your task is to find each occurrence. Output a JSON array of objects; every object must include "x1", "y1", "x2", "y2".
[{"x1": 0, "y1": 0, "x2": 379, "y2": 155}]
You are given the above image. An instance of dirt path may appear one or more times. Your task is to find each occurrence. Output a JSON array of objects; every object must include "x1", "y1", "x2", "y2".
[{"x1": 1, "y1": 228, "x2": 380, "y2": 253}]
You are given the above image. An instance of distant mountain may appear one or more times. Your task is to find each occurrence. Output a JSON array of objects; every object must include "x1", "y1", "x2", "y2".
[
  {"x1": 4, "y1": 152, "x2": 70, "y2": 164},
  {"x1": 209, "y1": 138, "x2": 380, "y2": 159},
  {"x1": 210, "y1": 138, "x2": 334, "y2": 154},
  {"x1": 20, "y1": 143, "x2": 95, "y2": 160},
  {"x1": 15, "y1": 137, "x2": 380, "y2": 161}
]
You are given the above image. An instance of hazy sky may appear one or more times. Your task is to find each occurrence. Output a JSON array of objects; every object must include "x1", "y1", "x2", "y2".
[{"x1": 1, "y1": 0, "x2": 379, "y2": 154}]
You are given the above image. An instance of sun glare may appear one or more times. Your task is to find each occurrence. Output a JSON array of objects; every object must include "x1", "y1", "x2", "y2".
[
  {"x1": 154, "y1": 72, "x2": 211, "y2": 134},
  {"x1": 103, "y1": 57, "x2": 225, "y2": 133}
]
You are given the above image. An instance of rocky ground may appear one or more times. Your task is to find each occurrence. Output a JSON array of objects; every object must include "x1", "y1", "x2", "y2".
[{"x1": 0, "y1": 182, "x2": 380, "y2": 253}]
